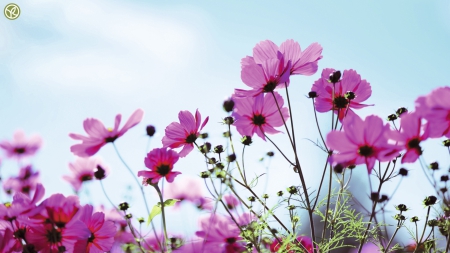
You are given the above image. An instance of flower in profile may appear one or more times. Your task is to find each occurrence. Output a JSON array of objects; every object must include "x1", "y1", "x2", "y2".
[
  {"x1": 69, "y1": 109, "x2": 144, "y2": 157},
  {"x1": 0, "y1": 130, "x2": 42, "y2": 159},
  {"x1": 232, "y1": 92, "x2": 289, "y2": 140},
  {"x1": 2, "y1": 165, "x2": 40, "y2": 196},
  {"x1": 279, "y1": 39, "x2": 323, "y2": 76},
  {"x1": 414, "y1": 86, "x2": 450, "y2": 138},
  {"x1": 63, "y1": 157, "x2": 110, "y2": 192},
  {"x1": 138, "y1": 148, "x2": 181, "y2": 184},
  {"x1": 326, "y1": 114, "x2": 400, "y2": 174},
  {"x1": 0, "y1": 225, "x2": 17, "y2": 253},
  {"x1": 224, "y1": 194, "x2": 240, "y2": 210},
  {"x1": 269, "y1": 236, "x2": 314, "y2": 253},
  {"x1": 312, "y1": 68, "x2": 372, "y2": 120},
  {"x1": 162, "y1": 109, "x2": 209, "y2": 158},
  {"x1": 387, "y1": 113, "x2": 430, "y2": 163}
]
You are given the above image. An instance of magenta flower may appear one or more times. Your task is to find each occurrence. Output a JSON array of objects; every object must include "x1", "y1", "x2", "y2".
[
  {"x1": 270, "y1": 236, "x2": 314, "y2": 253},
  {"x1": 69, "y1": 109, "x2": 144, "y2": 157},
  {"x1": 387, "y1": 113, "x2": 430, "y2": 163},
  {"x1": 224, "y1": 194, "x2": 240, "y2": 210},
  {"x1": 76, "y1": 204, "x2": 116, "y2": 253},
  {"x1": 162, "y1": 109, "x2": 209, "y2": 158},
  {"x1": 0, "y1": 225, "x2": 17, "y2": 253},
  {"x1": 3, "y1": 165, "x2": 40, "y2": 196},
  {"x1": 138, "y1": 147, "x2": 181, "y2": 184},
  {"x1": 312, "y1": 68, "x2": 372, "y2": 120},
  {"x1": 63, "y1": 157, "x2": 109, "y2": 192},
  {"x1": 0, "y1": 130, "x2": 42, "y2": 159},
  {"x1": 326, "y1": 114, "x2": 400, "y2": 174},
  {"x1": 279, "y1": 39, "x2": 323, "y2": 76},
  {"x1": 232, "y1": 92, "x2": 289, "y2": 140},
  {"x1": 414, "y1": 86, "x2": 450, "y2": 138}
]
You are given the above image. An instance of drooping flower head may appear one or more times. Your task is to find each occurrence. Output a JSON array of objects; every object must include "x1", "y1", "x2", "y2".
[
  {"x1": 162, "y1": 109, "x2": 209, "y2": 158},
  {"x1": 414, "y1": 86, "x2": 450, "y2": 138},
  {"x1": 69, "y1": 109, "x2": 144, "y2": 157},
  {"x1": 138, "y1": 147, "x2": 181, "y2": 185},
  {"x1": 232, "y1": 92, "x2": 289, "y2": 140},
  {"x1": 326, "y1": 114, "x2": 400, "y2": 174},
  {"x1": 0, "y1": 130, "x2": 42, "y2": 159},
  {"x1": 63, "y1": 157, "x2": 110, "y2": 192},
  {"x1": 312, "y1": 68, "x2": 372, "y2": 120}
]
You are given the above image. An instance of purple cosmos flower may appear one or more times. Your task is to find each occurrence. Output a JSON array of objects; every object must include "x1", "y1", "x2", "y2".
[
  {"x1": 326, "y1": 114, "x2": 400, "y2": 174},
  {"x1": 63, "y1": 157, "x2": 109, "y2": 192},
  {"x1": 414, "y1": 86, "x2": 450, "y2": 138},
  {"x1": 0, "y1": 130, "x2": 42, "y2": 159},
  {"x1": 232, "y1": 92, "x2": 289, "y2": 140},
  {"x1": 162, "y1": 109, "x2": 209, "y2": 158},
  {"x1": 138, "y1": 147, "x2": 181, "y2": 184},
  {"x1": 312, "y1": 68, "x2": 372, "y2": 120},
  {"x1": 69, "y1": 109, "x2": 144, "y2": 157}
]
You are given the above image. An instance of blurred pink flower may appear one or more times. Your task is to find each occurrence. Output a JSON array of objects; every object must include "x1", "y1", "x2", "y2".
[
  {"x1": 224, "y1": 194, "x2": 240, "y2": 210},
  {"x1": 164, "y1": 177, "x2": 212, "y2": 210},
  {"x1": 232, "y1": 92, "x2": 289, "y2": 140},
  {"x1": 414, "y1": 86, "x2": 450, "y2": 138},
  {"x1": 63, "y1": 157, "x2": 110, "y2": 192},
  {"x1": 0, "y1": 225, "x2": 17, "y2": 253},
  {"x1": 326, "y1": 114, "x2": 400, "y2": 174},
  {"x1": 3, "y1": 165, "x2": 40, "y2": 196},
  {"x1": 0, "y1": 130, "x2": 42, "y2": 159},
  {"x1": 69, "y1": 109, "x2": 144, "y2": 157},
  {"x1": 138, "y1": 148, "x2": 181, "y2": 184},
  {"x1": 312, "y1": 68, "x2": 372, "y2": 120},
  {"x1": 270, "y1": 236, "x2": 314, "y2": 253},
  {"x1": 162, "y1": 109, "x2": 209, "y2": 157}
]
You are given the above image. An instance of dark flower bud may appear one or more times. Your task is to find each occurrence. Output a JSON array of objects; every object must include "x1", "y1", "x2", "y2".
[
  {"x1": 329, "y1": 71, "x2": 341, "y2": 84},
  {"x1": 223, "y1": 131, "x2": 231, "y2": 138},
  {"x1": 246, "y1": 243, "x2": 253, "y2": 249},
  {"x1": 215, "y1": 170, "x2": 226, "y2": 178},
  {"x1": 441, "y1": 187, "x2": 448, "y2": 194},
  {"x1": 378, "y1": 195, "x2": 388, "y2": 203},
  {"x1": 443, "y1": 139, "x2": 450, "y2": 147},
  {"x1": 287, "y1": 205, "x2": 295, "y2": 210},
  {"x1": 410, "y1": 216, "x2": 419, "y2": 222},
  {"x1": 423, "y1": 195, "x2": 438, "y2": 206},
  {"x1": 146, "y1": 125, "x2": 156, "y2": 137},
  {"x1": 441, "y1": 175, "x2": 449, "y2": 182},
  {"x1": 276, "y1": 191, "x2": 283, "y2": 197},
  {"x1": 287, "y1": 186, "x2": 298, "y2": 195},
  {"x1": 387, "y1": 114, "x2": 398, "y2": 121},
  {"x1": 200, "y1": 171, "x2": 211, "y2": 178},
  {"x1": 262, "y1": 194, "x2": 269, "y2": 199},
  {"x1": 199, "y1": 142, "x2": 211, "y2": 154},
  {"x1": 370, "y1": 192, "x2": 379, "y2": 202},
  {"x1": 208, "y1": 158, "x2": 216, "y2": 164},
  {"x1": 241, "y1": 136, "x2": 253, "y2": 146},
  {"x1": 214, "y1": 145, "x2": 224, "y2": 154},
  {"x1": 266, "y1": 151, "x2": 274, "y2": 157},
  {"x1": 223, "y1": 116, "x2": 234, "y2": 125},
  {"x1": 119, "y1": 202, "x2": 130, "y2": 211},
  {"x1": 215, "y1": 162, "x2": 224, "y2": 170},
  {"x1": 125, "y1": 213, "x2": 132, "y2": 219},
  {"x1": 223, "y1": 99, "x2": 235, "y2": 112},
  {"x1": 94, "y1": 165, "x2": 106, "y2": 180},
  {"x1": 345, "y1": 91, "x2": 355, "y2": 100},
  {"x1": 347, "y1": 164, "x2": 356, "y2": 169},
  {"x1": 137, "y1": 217, "x2": 145, "y2": 223},
  {"x1": 399, "y1": 168, "x2": 408, "y2": 176},
  {"x1": 199, "y1": 133, "x2": 208, "y2": 139},
  {"x1": 333, "y1": 164, "x2": 344, "y2": 174},
  {"x1": 226, "y1": 153, "x2": 236, "y2": 163},
  {"x1": 270, "y1": 228, "x2": 278, "y2": 234},
  {"x1": 308, "y1": 91, "x2": 318, "y2": 98},
  {"x1": 396, "y1": 107, "x2": 408, "y2": 116},
  {"x1": 429, "y1": 162, "x2": 439, "y2": 170},
  {"x1": 394, "y1": 214, "x2": 405, "y2": 221},
  {"x1": 248, "y1": 196, "x2": 256, "y2": 202},
  {"x1": 396, "y1": 204, "x2": 408, "y2": 212},
  {"x1": 428, "y1": 219, "x2": 439, "y2": 227}
]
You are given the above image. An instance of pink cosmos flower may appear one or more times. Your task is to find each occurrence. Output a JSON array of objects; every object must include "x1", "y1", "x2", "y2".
[
  {"x1": 75, "y1": 204, "x2": 116, "y2": 253},
  {"x1": 269, "y1": 236, "x2": 315, "y2": 253},
  {"x1": 164, "y1": 177, "x2": 212, "y2": 210},
  {"x1": 0, "y1": 130, "x2": 42, "y2": 159},
  {"x1": 312, "y1": 68, "x2": 372, "y2": 120},
  {"x1": 326, "y1": 114, "x2": 400, "y2": 174},
  {"x1": 387, "y1": 113, "x2": 430, "y2": 163},
  {"x1": 232, "y1": 92, "x2": 289, "y2": 140},
  {"x1": 138, "y1": 147, "x2": 181, "y2": 184},
  {"x1": 0, "y1": 225, "x2": 17, "y2": 253},
  {"x1": 63, "y1": 157, "x2": 110, "y2": 192},
  {"x1": 224, "y1": 194, "x2": 240, "y2": 211},
  {"x1": 3, "y1": 165, "x2": 40, "y2": 196},
  {"x1": 69, "y1": 109, "x2": 144, "y2": 157},
  {"x1": 414, "y1": 86, "x2": 450, "y2": 138},
  {"x1": 162, "y1": 109, "x2": 209, "y2": 158},
  {"x1": 279, "y1": 39, "x2": 323, "y2": 76}
]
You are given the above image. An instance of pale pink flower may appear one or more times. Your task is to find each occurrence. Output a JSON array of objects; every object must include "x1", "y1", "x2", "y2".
[
  {"x1": 3, "y1": 165, "x2": 40, "y2": 196},
  {"x1": 69, "y1": 109, "x2": 144, "y2": 157},
  {"x1": 279, "y1": 39, "x2": 323, "y2": 76},
  {"x1": 138, "y1": 148, "x2": 181, "y2": 184},
  {"x1": 224, "y1": 194, "x2": 240, "y2": 210},
  {"x1": 164, "y1": 177, "x2": 212, "y2": 210},
  {"x1": 0, "y1": 130, "x2": 42, "y2": 159},
  {"x1": 232, "y1": 92, "x2": 289, "y2": 140},
  {"x1": 162, "y1": 109, "x2": 209, "y2": 157},
  {"x1": 63, "y1": 157, "x2": 110, "y2": 192}
]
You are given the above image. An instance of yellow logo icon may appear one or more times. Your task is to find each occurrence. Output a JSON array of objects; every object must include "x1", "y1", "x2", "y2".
[{"x1": 4, "y1": 3, "x2": 20, "y2": 20}]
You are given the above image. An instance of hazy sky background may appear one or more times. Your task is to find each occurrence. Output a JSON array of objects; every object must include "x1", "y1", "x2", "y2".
[{"x1": 1, "y1": 0, "x2": 450, "y2": 247}]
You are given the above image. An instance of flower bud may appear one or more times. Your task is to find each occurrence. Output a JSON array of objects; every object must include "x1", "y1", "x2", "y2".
[
  {"x1": 441, "y1": 175, "x2": 449, "y2": 182},
  {"x1": 223, "y1": 99, "x2": 235, "y2": 112},
  {"x1": 423, "y1": 195, "x2": 438, "y2": 206},
  {"x1": 227, "y1": 154, "x2": 236, "y2": 163},
  {"x1": 214, "y1": 145, "x2": 224, "y2": 154},
  {"x1": 410, "y1": 216, "x2": 419, "y2": 222},
  {"x1": 208, "y1": 158, "x2": 216, "y2": 164},
  {"x1": 223, "y1": 116, "x2": 234, "y2": 125},
  {"x1": 429, "y1": 162, "x2": 439, "y2": 170},
  {"x1": 378, "y1": 195, "x2": 388, "y2": 203},
  {"x1": 215, "y1": 162, "x2": 224, "y2": 170},
  {"x1": 308, "y1": 91, "x2": 318, "y2": 98},
  {"x1": 394, "y1": 214, "x2": 405, "y2": 221},
  {"x1": 199, "y1": 133, "x2": 209, "y2": 139},
  {"x1": 329, "y1": 71, "x2": 341, "y2": 84},
  {"x1": 266, "y1": 151, "x2": 274, "y2": 157},
  {"x1": 94, "y1": 165, "x2": 106, "y2": 180},
  {"x1": 137, "y1": 217, "x2": 145, "y2": 223},
  {"x1": 387, "y1": 114, "x2": 398, "y2": 121},
  {"x1": 399, "y1": 168, "x2": 408, "y2": 176},
  {"x1": 200, "y1": 171, "x2": 210, "y2": 178},
  {"x1": 333, "y1": 164, "x2": 344, "y2": 174},
  {"x1": 370, "y1": 192, "x2": 379, "y2": 202},
  {"x1": 248, "y1": 196, "x2": 255, "y2": 202},
  {"x1": 241, "y1": 136, "x2": 253, "y2": 146},
  {"x1": 287, "y1": 205, "x2": 295, "y2": 210},
  {"x1": 199, "y1": 142, "x2": 211, "y2": 154},
  {"x1": 262, "y1": 194, "x2": 269, "y2": 199},
  {"x1": 276, "y1": 191, "x2": 283, "y2": 197},
  {"x1": 428, "y1": 219, "x2": 439, "y2": 227},
  {"x1": 287, "y1": 186, "x2": 298, "y2": 195},
  {"x1": 223, "y1": 131, "x2": 231, "y2": 138},
  {"x1": 396, "y1": 107, "x2": 408, "y2": 116},
  {"x1": 396, "y1": 204, "x2": 408, "y2": 212},
  {"x1": 443, "y1": 139, "x2": 450, "y2": 147},
  {"x1": 292, "y1": 216, "x2": 300, "y2": 223},
  {"x1": 146, "y1": 125, "x2": 156, "y2": 137},
  {"x1": 125, "y1": 213, "x2": 132, "y2": 219},
  {"x1": 119, "y1": 202, "x2": 130, "y2": 211},
  {"x1": 345, "y1": 91, "x2": 355, "y2": 100}
]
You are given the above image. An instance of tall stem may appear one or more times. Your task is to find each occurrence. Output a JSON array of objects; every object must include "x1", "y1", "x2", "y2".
[{"x1": 153, "y1": 184, "x2": 168, "y2": 253}]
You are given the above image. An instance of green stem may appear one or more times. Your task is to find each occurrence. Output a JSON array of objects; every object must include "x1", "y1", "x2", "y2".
[{"x1": 153, "y1": 184, "x2": 168, "y2": 253}]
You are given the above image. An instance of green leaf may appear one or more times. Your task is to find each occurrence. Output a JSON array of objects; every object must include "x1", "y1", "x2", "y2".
[
  {"x1": 147, "y1": 204, "x2": 161, "y2": 226},
  {"x1": 163, "y1": 199, "x2": 180, "y2": 207}
]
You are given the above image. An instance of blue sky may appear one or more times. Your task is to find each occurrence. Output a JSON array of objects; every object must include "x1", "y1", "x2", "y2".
[{"x1": 1, "y1": 0, "x2": 450, "y2": 244}]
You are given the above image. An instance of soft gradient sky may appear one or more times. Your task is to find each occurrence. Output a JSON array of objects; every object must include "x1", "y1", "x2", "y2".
[{"x1": 1, "y1": 0, "x2": 450, "y2": 246}]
